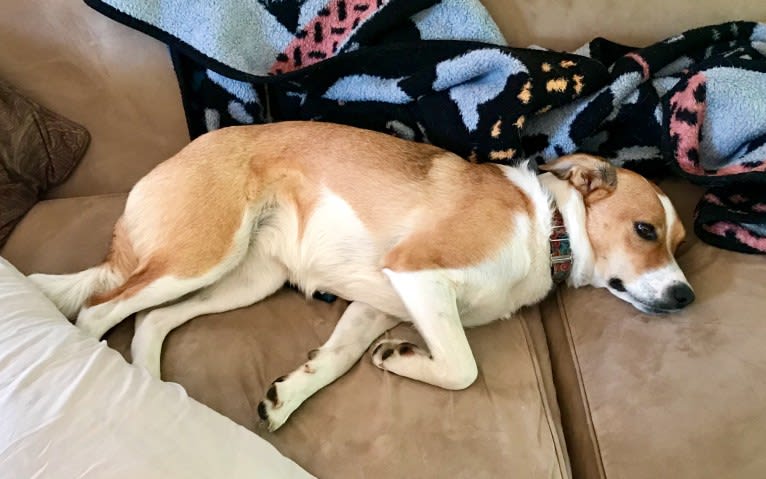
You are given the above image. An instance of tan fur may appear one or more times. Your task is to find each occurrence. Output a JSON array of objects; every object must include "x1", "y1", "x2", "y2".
[
  {"x1": 88, "y1": 261, "x2": 166, "y2": 306},
  {"x1": 587, "y1": 169, "x2": 684, "y2": 280},
  {"x1": 382, "y1": 163, "x2": 530, "y2": 271},
  {"x1": 669, "y1": 216, "x2": 686, "y2": 253},
  {"x1": 539, "y1": 153, "x2": 617, "y2": 199},
  {"x1": 39, "y1": 128, "x2": 692, "y2": 409},
  {"x1": 649, "y1": 181, "x2": 686, "y2": 252},
  {"x1": 542, "y1": 155, "x2": 686, "y2": 283},
  {"x1": 90, "y1": 124, "x2": 683, "y2": 311},
  {"x1": 104, "y1": 219, "x2": 139, "y2": 281},
  {"x1": 90, "y1": 122, "x2": 535, "y2": 306},
  {"x1": 85, "y1": 219, "x2": 141, "y2": 306}
]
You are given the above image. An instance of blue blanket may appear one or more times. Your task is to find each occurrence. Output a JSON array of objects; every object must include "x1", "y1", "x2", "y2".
[{"x1": 85, "y1": 0, "x2": 766, "y2": 254}]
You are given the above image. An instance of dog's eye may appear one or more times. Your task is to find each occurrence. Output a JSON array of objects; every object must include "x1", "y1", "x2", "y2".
[{"x1": 634, "y1": 222, "x2": 657, "y2": 241}]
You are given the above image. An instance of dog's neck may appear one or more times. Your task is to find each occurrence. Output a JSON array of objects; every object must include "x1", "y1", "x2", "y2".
[{"x1": 539, "y1": 172, "x2": 595, "y2": 288}]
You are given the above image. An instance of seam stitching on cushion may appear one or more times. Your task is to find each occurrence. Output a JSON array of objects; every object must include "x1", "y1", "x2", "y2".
[
  {"x1": 519, "y1": 310, "x2": 570, "y2": 479},
  {"x1": 556, "y1": 288, "x2": 607, "y2": 479}
]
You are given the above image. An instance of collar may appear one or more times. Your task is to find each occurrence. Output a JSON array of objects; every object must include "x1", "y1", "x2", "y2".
[{"x1": 550, "y1": 205, "x2": 573, "y2": 284}]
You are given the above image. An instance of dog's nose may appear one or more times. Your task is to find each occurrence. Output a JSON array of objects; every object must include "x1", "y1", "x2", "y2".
[{"x1": 668, "y1": 282, "x2": 695, "y2": 308}]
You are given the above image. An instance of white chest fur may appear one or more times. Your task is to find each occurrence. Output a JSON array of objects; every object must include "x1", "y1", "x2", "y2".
[
  {"x1": 446, "y1": 169, "x2": 555, "y2": 327},
  {"x1": 255, "y1": 164, "x2": 554, "y2": 326},
  {"x1": 448, "y1": 215, "x2": 553, "y2": 327},
  {"x1": 256, "y1": 190, "x2": 409, "y2": 318}
]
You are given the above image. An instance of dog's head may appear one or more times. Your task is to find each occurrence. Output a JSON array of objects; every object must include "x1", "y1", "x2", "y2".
[{"x1": 541, "y1": 154, "x2": 694, "y2": 314}]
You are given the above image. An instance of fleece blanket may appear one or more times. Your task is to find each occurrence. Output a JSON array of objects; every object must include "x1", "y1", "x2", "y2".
[{"x1": 84, "y1": 0, "x2": 766, "y2": 254}]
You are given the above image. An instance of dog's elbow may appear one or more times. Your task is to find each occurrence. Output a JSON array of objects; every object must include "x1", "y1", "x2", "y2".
[{"x1": 441, "y1": 362, "x2": 479, "y2": 390}]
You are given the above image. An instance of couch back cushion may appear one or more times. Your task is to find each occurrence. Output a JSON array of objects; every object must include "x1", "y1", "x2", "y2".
[
  {"x1": 481, "y1": 0, "x2": 766, "y2": 50},
  {"x1": 0, "y1": 0, "x2": 190, "y2": 199},
  {"x1": 0, "y1": 80, "x2": 90, "y2": 246}
]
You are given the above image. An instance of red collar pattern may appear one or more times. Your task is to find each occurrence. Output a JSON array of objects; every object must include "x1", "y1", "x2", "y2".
[{"x1": 550, "y1": 207, "x2": 572, "y2": 284}]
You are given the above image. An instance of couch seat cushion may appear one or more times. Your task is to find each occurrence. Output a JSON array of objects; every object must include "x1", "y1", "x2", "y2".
[
  {"x1": 3, "y1": 193, "x2": 570, "y2": 478},
  {"x1": 543, "y1": 179, "x2": 766, "y2": 479}
]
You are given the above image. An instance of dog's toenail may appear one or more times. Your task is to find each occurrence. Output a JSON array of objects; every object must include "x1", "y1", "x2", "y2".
[
  {"x1": 307, "y1": 348, "x2": 319, "y2": 360},
  {"x1": 304, "y1": 363, "x2": 315, "y2": 374},
  {"x1": 275, "y1": 375, "x2": 287, "y2": 383},
  {"x1": 257, "y1": 401, "x2": 268, "y2": 420}
]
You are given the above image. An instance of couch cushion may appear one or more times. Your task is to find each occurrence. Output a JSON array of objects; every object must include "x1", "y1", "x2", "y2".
[
  {"x1": 0, "y1": 79, "x2": 90, "y2": 247},
  {"x1": 0, "y1": 0, "x2": 188, "y2": 199},
  {"x1": 2, "y1": 194, "x2": 571, "y2": 478},
  {"x1": 1, "y1": 194, "x2": 127, "y2": 273},
  {"x1": 480, "y1": 0, "x2": 766, "y2": 50},
  {"x1": 543, "y1": 178, "x2": 766, "y2": 479}
]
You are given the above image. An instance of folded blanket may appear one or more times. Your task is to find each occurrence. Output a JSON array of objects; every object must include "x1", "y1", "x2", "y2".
[{"x1": 84, "y1": 0, "x2": 766, "y2": 254}]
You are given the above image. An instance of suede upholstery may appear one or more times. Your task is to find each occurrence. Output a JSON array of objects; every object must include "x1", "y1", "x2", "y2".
[
  {"x1": 0, "y1": 0, "x2": 188, "y2": 199},
  {"x1": 1, "y1": 1, "x2": 766, "y2": 478},
  {"x1": 542, "y1": 179, "x2": 766, "y2": 479},
  {"x1": 3, "y1": 193, "x2": 569, "y2": 478}
]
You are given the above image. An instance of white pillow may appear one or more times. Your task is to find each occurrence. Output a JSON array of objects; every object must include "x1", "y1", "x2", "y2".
[{"x1": 0, "y1": 257, "x2": 313, "y2": 479}]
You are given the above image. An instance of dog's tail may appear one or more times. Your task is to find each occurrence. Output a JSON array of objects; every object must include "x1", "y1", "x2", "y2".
[
  {"x1": 28, "y1": 218, "x2": 135, "y2": 320},
  {"x1": 28, "y1": 265, "x2": 123, "y2": 320}
]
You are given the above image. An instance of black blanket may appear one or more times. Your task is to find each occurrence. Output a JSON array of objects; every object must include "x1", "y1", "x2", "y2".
[{"x1": 86, "y1": 0, "x2": 766, "y2": 254}]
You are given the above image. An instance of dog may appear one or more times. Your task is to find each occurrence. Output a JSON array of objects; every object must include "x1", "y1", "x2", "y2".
[{"x1": 29, "y1": 121, "x2": 694, "y2": 431}]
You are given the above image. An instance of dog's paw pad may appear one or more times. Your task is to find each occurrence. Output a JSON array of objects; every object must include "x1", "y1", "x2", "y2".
[{"x1": 371, "y1": 339, "x2": 421, "y2": 368}]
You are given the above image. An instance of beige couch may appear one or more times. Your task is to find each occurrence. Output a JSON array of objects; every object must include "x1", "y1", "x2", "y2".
[{"x1": 2, "y1": 1, "x2": 765, "y2": 478}]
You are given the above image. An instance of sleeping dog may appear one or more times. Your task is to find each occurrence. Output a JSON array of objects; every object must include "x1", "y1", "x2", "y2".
[{"x1": 29, "y1": 121, "x2": 694, "y2": 431}]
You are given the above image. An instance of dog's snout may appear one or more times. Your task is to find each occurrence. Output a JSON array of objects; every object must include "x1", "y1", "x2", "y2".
[{"x1": 668, "y1": 282, "x2": 695, "y2": 308}]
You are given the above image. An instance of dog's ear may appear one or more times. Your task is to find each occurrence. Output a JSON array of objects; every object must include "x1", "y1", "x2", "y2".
[{"x1": 539, "y1": 154, "x2": 617, "y2": 201}]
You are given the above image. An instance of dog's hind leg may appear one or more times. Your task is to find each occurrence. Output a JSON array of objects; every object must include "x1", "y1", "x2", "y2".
[
  {"x1": 76, "y1": 208, "x2": 260, "y2": 340},
  {"x1": 370, "y1": 269, "x2": 478, "y2": 390},
  {"x1": 75, "y1": 262, "x2": 222, "y2": 340},
  {"x1": 258, "y1": 301, "x2": 401, "y2": 431},
  {"x1": 131, "y1": 248, "x2": 288, "y2": 378}
]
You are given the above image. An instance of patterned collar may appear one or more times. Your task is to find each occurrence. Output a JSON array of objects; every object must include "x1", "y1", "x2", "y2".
[{"x1": 550, "y1": 205, "x2": 573, "y2": 284}]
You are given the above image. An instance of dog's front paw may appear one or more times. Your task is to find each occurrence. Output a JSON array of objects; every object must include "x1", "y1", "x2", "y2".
[
  {"x1": 257, "y1": 376, "x2": 291, "y2": 432},
  {"x1": 371, "y1": 339, "x2": 425, "y2": 370}
]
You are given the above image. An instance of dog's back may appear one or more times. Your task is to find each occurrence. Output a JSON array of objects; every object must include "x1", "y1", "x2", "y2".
[
  {"x1": 31, "y1": 122, "x2": 537, "y2": 324},
  {"x1": 28, "y1": 121, "x2": 693, "y2": 431}
]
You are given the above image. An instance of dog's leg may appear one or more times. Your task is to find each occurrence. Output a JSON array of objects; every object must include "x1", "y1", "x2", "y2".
[
  {"x1": 258, "y1": 301, "x2": 400, "y2": 431},
  {"x1": 371, "y1": 269, "x2": 478, "y2": 390},
  {"x1": 131, "y1": 250, "x2": 288, "y2": 378},
  {"x1": 75, "y1": 265, "x2": 223, "y2": 340},
  {"x1": 76, "y1": 206, "x2": 259, "y2": 339}
]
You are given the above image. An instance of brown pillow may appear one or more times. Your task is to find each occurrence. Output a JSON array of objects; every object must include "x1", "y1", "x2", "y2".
[{"x1": 0, "y1": 79, "x2": 90, "y2": 247}]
